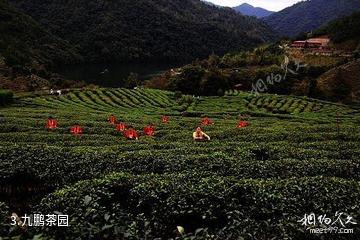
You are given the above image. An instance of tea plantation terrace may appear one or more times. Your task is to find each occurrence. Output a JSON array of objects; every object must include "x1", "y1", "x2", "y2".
[{"x1": 0, "y1": 88, "x2": 359, "y2": 238}]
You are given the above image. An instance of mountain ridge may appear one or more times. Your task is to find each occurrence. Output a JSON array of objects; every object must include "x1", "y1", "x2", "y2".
[
  {"x1": 265, "y1": 0, "x2": 360, "y2": 37},
  {"x1": 8, "y1": 0, "x2": 276, "y2": 63},
  {"x1": 234, "y1": 3, "x2": 274, "y2": 18}
]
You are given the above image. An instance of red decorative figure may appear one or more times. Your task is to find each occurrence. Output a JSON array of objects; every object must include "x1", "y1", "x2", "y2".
[
  {"x1": 70, "y1": 124, "x2": 83, "y2": 135},
  {"x1": 124, "y1": 127, "x2": 138, "y2": 140},
  {"x1": 237, "y1": 121, "x2": 249, "y2": 128},
  {"x1": 115, "y1": 122, "x2": 126, "y2": 132},
  {"x1": 108, "y1": 115, "x2": 117, "y2": 125},
  {"x1": 45, "y1": 117, "x2": 57, "y2": 130},
  {"x1": 161, "y1": 115, "x2": 169, "y2": 123},
  {"x1": 143, "y1": 124, "x2": 155, "y2": 136},
  {"x1": 201, "y1": 117, "x2": 213, "y2": 126}
]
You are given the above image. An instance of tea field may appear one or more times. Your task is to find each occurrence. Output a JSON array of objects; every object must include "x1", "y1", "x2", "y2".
[{"x1": 0, "y1": 88, "x2": 360, "y2": 239}]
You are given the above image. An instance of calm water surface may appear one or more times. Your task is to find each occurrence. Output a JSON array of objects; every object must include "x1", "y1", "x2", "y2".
[{"x1": 58, "y1": 62, "x2": 182, "y2": 87}]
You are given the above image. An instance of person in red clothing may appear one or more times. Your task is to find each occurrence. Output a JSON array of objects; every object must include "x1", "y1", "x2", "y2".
[
  {"x1": 124, "y1": 126, "x2": 138, "y2": 140},
  {"x1": 108, "y1": 115, "x2": 117, "y2": 125},
  {"x1": 237, "y1": 121, "x2": 249, "y2": 128},
  {"x1": 70, "y1": 124, "x2": 83, "y2": 135},
  {"x1": 45, "y1": 116, "x2": 57, "y2": 130},
  {"x1": 115, "y1": 122, "x2": 126, "y2": 132},
  {"x1": 161, "y1": 115, "x2": 169, "y2": 123},
  {"x1": 201, "y1": 117, "x2": 213, "y2": 126},
  {"x1": 143, "y1": 124, "x2": 155, "y2": 136}
]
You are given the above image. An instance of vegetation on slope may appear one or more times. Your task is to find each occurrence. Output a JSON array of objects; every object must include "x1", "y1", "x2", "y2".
[
  {"x1": 0, "y1": 88, "x2": 359, "y2": 238},
  {"x1": 147, "y1": 44, "x2": 357, "y2": 102},
  {"x1": 0, "y1": 0, "x2": 81, "y2": 68},
  {"x1": 0, "y1": 89, "x2": 13, "y2": 106},
  {"x1": 8, "y1": 0, "x2": 276, "y2": 62},
  {"x1": 316, "y1": 59, "x2": 360, "y2": 103},
  {"x1": 314, "y1": 11, "x2": 360, "y2": 51},
  {"x1": 233, "y1": 3, "x2": 274, "y2": 18},
  {"x1": 34, "y1": 174, "x2": 360, "y2": 239},
  {"x1": 0, "y1": 0, "x2": 85, "y2": 91},
  {"x1": 265, "y1": 0, "x2": 360, "y2": 37},
  {"x1": 298, "y1": 13, "x2": 360, "y2": 103},
  {"x1": 147, "y1": 46, "x2": 285, "y2": 95}
]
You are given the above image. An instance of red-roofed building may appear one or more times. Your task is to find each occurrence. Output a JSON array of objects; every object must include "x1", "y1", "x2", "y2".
[{"x1": 291, "y1": 36, "x2": 330, "y2": 49}]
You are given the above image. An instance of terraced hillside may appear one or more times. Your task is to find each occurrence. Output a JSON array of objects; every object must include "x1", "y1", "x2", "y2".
[{"x1": 0, "y1": 88, "x2": 360, "y2": 239}]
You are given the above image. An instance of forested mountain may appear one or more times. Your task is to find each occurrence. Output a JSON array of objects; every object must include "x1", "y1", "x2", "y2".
[
  {"x1": 310, "y1": 13, "x2": 360, "y2": 103},
  {"x1": 314, "y1": 12, "x2": 360, "y2": 45},
  {"x1": 8, "y1": 0, "x2": 276, "y2": 63},
  {"x1": 0, "y1": 0, "x2": 84, "y2": 91},
  {"x1": 0, "y1": 0, "x2": 81, "y2": 68},
  {"x1": 201, "y1": 0, "x2": 219, "y2": 7},
  {"x1": 234, "y1": 3, "x2": 274, "y2": 18},
  {"x1": 265, "y1": 0, "x2": 360, "y2": 37}
]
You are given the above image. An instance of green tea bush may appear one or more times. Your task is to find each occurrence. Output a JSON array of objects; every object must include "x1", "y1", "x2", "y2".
[
  {"x1": 1, "y1": 144, "x2": 359, "y2": 190},
  {"x1": 0, "y1": 202, "x2": 10, "y2": 236},
  {"x1": 0, "y1": 88, "x2": 359, "y2": 239},
  {"x1": 0, "y1": 90, "x2": 13, "y2": 106},
  {"x1": 30, "y1": 174, "x2": 360, "y2": 239}
]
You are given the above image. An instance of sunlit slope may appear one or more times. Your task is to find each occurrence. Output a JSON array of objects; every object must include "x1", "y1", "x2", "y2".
[
  {"x1": 0, "y1": 88, "x2": 359, "y2": 238},
  {"x1": 1, "y1": 88, "x2": 359, "y2": 182}
]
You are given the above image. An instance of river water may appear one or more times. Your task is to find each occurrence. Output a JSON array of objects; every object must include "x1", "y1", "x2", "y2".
[{"x1": 58, "y1": 62, "x2": 182, "y2": 87}]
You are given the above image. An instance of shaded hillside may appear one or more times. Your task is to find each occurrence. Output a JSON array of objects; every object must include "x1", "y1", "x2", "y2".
[
  {"x1": 316, "y1": 59, "x2": 360, "y2": 103},
  {"x1": 201, "y1": 0, "x2": 219, "y2": 7},
  {"x1": 314, "y1": 12, "x2": 360, "y2": 51},
  {"x1": 0, "y1": 0, "x2": 81, "y2": 68},
  {"x1": 147, "y1": 44, "x2": 356, "y2": 101},
  {"x1": 265, "y1": 0, "x2": 360, "y2": 37},
  {"x1": 0, "y1": 0, "x2": 85, "y2": 91},
  {"x1": 8, "y1": 0, "x2": 276, "y2": 62},
  {"x1": 234, "y1": 3, "x2": 274, "y2": 18}
]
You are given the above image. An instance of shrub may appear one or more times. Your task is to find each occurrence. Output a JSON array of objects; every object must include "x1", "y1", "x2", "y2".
[
  {"x1": 173, "y1": 91, "x2": 183, "y2": 100},
  {"x1": 0, "y1": 202, "x2": 10, "y2": 236},
  {"x1": 217, "y1": 88, "x2": 224, "y2": 97},
  {"x1": 0, "y1": 89, "x2": 13, "y2": 106},
  {"x1": 124, "y1": 72, "x2": 140, "y2": 89},
  {"x1": 0, "y1": 88, "x2": 359, "y2": 239},
  {"x1": 30, "y1": 174, "x2": 360, "y2": 239}
]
